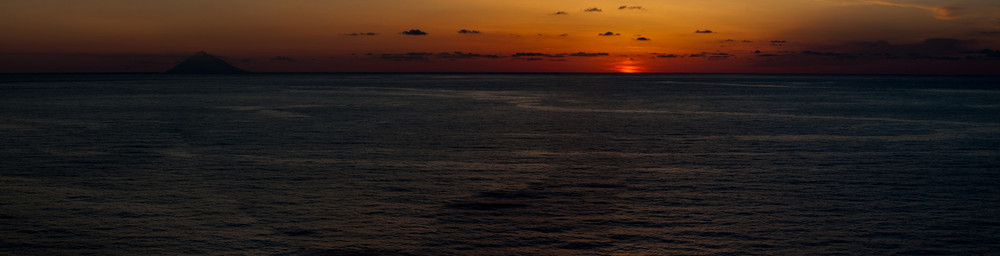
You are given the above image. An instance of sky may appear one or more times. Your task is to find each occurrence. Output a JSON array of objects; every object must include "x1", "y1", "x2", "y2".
[{"x1": 1, "y1": 0, "x2": 999, "y2": 73}]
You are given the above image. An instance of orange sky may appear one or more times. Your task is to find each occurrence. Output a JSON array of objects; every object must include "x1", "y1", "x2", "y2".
[{"x1": 1, "y1": 0, "x2": 999, "y2": 73}]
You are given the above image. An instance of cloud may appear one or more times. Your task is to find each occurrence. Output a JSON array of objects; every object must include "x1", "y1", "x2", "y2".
[
  {"x1": 436, "y1": 52, "x2": 500, "y2": 59},
  {"x1": 513, "y1": 52, "x2": 548, "y2": 57},
  {"x1": 755, "y1": 37, "x2": 996, "y2": 63},
  {"x1": 689, "y1": 52, "x2": 731, "y2": 59},
  {"x1": 656, "y1": 54, "x2": 680, "y2": 58},
  {"x1": 569, "y1": 52, "x2": 610, "y2": 57},
  {"x1": 553, "y1": 11, "x2": 569, "y2": 15},
  {"x1": 858, "y1": 0, "x2": 960, "y2": 20},
  {"x1": 976, "y1": 30, "x2": 1000, "y2": 36},
  {"x1": 559, "y1": 33, "x2": 569, "y2": 37},
  {"x1": 512, "y1": 52, "x2": 566, "y2": 58},
  {"x1": 599, "y1": 31, "x2": 620, "y2": 36},
  {"x1": 695, "y1": 29, "x2": 714, "y2": 33},
  {"x1": 380, "y1": 52, "x2": 432, "y2": 61},
  {"x1": 269, "y1": 56, "x2": 295, "y2": 61},
  {"x1": 770, "y1": 40, "x2": 788, "y2": 45},
  {"x1": 401, "y1": 29, "x2": 428, "y2": 35},
  {"x1": 618, "y1": 5, "x2": 643, "y2": 10},
  {"x1": 636, "y1": 37, "x2": 651, "y2": 41},
  {"x1": 346, "y1": 32, "x2": 378, "y2": 36},
  {"x1": 458, "y1": 29, "x2": 481, "y2": 34},
  {"x1": 584, "y1": 7, "x2": 602, "y2": 12},
  {"x1": 840, "y1": 38, "x2": 973, "y2": 56},
  {"x1": 964, "y1": 49, "x2": 1000, "y2": 60}
]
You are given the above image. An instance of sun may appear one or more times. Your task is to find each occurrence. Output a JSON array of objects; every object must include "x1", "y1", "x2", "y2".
[{"x1": 611, "y1": 59, "x2": 644, "y2": 73}]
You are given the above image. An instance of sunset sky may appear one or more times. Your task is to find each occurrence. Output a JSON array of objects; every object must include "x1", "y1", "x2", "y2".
[{"x1": 2, "y1": 0, "x2": 999, "y2": 73}]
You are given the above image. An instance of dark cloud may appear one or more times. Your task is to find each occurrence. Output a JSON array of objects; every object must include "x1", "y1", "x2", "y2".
[
  {"x1": 513, "y1": 52, "x2": 548, "y2": 57},
  {"x1": 436, "y1": 52, "x2": 500, "y2": 59},
  {"x1": 526, "y1": 58, "x2": 544, "y2": 61},
  {"x1": 599, "y1": 31, "x2": 620, "y2": 36},
  {"x1": 636, "y1": 37, "x2": 651, "y2": 41},
  {"x1": 269, "y1": 56, "x2": 295, "y2": 62},
  {"x1": 584, "y1": 7, "x2": 602, "y2": 12},
  {"x1": 553, "y1": 11, "x2": 569, "y2": 15},
  {"x1": 656, "y1": 54, "x2": 680, "y2": 58},
  {"x1": 401, "y1": 29, "x2": 428, "y2": 35},
  {"x1": 975, "y1": 30, "x2": 1000, "y2": 36},
  {"x1": 695, "y1": 29, "x2": 713, "y2": 33},
  {"x1": 770, "y1": 40, "x2": 788, "y2": 46},
  {"x1": 618, "y1": 5, "x2": 643, "y2": 10},
  {"x1": 512, "y1": 52, "x2": 566, "y2": 58},
  {"x1": 963, "y1": 49, "x2": 1000, "y2": 60},
  {"x1": 559, "y1": 33, "x2": 569, "y2": 37},
  {"x1": 747, "y1": 37, "x2": 999, "y2": 68},
  {"x1": 742, "y1": 40, "x2": 753, "y2": 43},
  {"x1": 347, "y1": 32, "x2": 378, "y2": 36},
  {"x1": 689, "y1": 52, "x2": 731, "y2": 59},
  {"x1": 458, "y1": 29, "x2": 481, "y2": 34},
  {"x1": 380, "y1": 52, "x2": 432, "y2": 61},
  {"x1": 840, "y1": 38, "x2": 973, "y2": 56},
  {"x1": 569, "y1": 52, "x2": 610, "y2": 57}
]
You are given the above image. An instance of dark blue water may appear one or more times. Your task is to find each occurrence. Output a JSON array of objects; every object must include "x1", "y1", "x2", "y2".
[{"x1": 1, "y1": 74, "x2": 998, "y2": 255}]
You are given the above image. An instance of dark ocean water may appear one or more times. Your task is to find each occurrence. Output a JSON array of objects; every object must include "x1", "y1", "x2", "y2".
[{"x1": 1, "y1": 74, "x2": 998, "y2": 255}]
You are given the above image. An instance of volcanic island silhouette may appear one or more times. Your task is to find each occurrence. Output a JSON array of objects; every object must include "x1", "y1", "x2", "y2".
[{"x1": 166, "y1": 51, "x2": 247, "y2": 74}]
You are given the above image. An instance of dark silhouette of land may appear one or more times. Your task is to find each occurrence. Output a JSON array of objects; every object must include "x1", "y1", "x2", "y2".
[{"x1": 166, "y1": 51, "x2": 247, "y2": 74}]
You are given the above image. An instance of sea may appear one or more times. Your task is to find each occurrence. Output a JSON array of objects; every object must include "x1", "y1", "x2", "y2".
[{"x1": 1, "y1": 74, "x2": 998, "y2": 255}]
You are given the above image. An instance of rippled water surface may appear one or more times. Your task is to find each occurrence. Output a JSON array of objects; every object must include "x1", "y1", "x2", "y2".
[{"x1": 1, "y1": 74, "x2": 999, "y2": 255}]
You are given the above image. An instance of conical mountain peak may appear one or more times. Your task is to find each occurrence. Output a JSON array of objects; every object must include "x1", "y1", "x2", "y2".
[{"x1": 166, "y1": 51, "x2": 247, "y2": 74}]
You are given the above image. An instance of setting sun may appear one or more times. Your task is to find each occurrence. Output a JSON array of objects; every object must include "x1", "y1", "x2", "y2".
[{"x1": 612, "y1": 59, "x2": 644, "y2": 73}]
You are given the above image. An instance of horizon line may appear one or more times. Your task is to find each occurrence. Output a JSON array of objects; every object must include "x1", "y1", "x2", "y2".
[{"x1": 1, "y1": 72, "x2": 999, "y2": 77}]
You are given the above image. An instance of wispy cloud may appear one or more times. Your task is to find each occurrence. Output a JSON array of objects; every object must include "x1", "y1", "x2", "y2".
[
  {"x1": 852, "y1": 0, "x2": 960, "y2": 20},
  {"x1": 380, "y1": 52, "x2": 432, "y2": 61},
  {"x1": 584, "y1": 7, "x2": 603, "y2": 12},
  {"x1": 569, "y1": 52, "x2": 609, "y2": 57},
  {"x1": 436, "y1": 52, "x2": 500, "y2": 59},
  {"x1": 458, "y1": 29, "x2": 480, "y2": 34}
]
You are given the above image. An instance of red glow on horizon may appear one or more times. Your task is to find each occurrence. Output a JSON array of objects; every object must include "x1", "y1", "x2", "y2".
[{"x1": 612, "y1": 59, "x2": 644, "y2": 73}]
